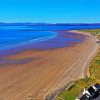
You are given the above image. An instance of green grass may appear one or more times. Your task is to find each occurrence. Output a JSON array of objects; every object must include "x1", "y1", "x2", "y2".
[
  {"x1": 56, "y1": 78, "x2": 96, "y2": 100},
  {"x1": 56, "y1": 29, "x2": 100, "y2": 100},
  {"x1": 79, "y1": 29, "x2": 100, "y2": 39},
  {"x1": 79, "y1": 29, "x2": 100, "y2": 34}
]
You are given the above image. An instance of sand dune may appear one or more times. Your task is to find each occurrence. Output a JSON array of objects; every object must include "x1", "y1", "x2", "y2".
[{"x1": 0, "y1": 31, "x2": 98, "y2": 100}]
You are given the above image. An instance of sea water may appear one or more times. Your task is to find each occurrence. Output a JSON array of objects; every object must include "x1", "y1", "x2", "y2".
[
  {"x1": 0, "y1": 29, "x2": 57, "y2": 50},
  {"x1": 0, "y1": 24, "x2": 100, "y2": 52}
]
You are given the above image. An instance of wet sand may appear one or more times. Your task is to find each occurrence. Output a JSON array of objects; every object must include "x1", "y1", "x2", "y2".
[{"x1": 0, "y1": 31, "x2": 98, "y2": 100}]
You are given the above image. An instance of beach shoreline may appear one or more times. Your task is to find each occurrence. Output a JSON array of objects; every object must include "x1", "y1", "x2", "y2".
[
  {"x1": 70, "y1": 30, "x2": 99, "y2": 77},
  {"x1": 0, "y1": 30, "x2": 98, "y2": 100},
  {"x1": 0, "y1": 30, "x2": 84, "y2": 57}
]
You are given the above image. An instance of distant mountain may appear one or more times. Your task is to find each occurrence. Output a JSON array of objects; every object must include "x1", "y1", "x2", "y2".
[
  {"x1": 55, "y1": 23, "x2": 100, "y2": 26},
  {"x1": 0, "y1": 22, "x2": 34, "y2": 26},
  {"x1": 0, "y1": 22, "x2": 100, "y2": 26}
]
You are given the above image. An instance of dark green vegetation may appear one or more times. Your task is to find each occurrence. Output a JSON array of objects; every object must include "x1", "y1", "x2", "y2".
[{"x1": 56, "y1": 29, "x2": 100, "y2": 100}]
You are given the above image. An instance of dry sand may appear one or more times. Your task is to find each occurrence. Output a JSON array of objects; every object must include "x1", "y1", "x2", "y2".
[{"x1": 0, "y1": 31, "x2": 98, "y2": 100}]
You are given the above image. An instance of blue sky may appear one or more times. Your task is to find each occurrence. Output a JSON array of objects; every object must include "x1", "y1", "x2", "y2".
[{"x1": 0, "y1": 0, "x2": 100, "y2": 23}]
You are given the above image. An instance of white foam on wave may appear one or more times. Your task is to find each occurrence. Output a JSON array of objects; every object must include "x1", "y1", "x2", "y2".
[{"x1": 0, "y1": 31, "x2": 57, "y2": 51}]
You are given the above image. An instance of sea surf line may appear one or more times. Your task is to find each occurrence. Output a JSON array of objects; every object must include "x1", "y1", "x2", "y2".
[{"x1": 0, "y1": 31, "x2": 57, "y2": 51}]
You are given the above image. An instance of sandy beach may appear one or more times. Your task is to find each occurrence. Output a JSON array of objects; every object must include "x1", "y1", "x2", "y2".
[{"x1": 0, "y1": 31, "x2": 98, "y2": 100}]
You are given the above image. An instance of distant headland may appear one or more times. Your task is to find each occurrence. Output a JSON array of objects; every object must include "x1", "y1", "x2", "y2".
[{"x1": 0, "y1": 22, "x2": 100, "y2": 26}]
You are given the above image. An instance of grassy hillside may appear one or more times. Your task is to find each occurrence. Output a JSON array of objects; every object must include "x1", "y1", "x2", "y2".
[{"x1": 56, "y1": 29, "x2": 100, "y2": 100}]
